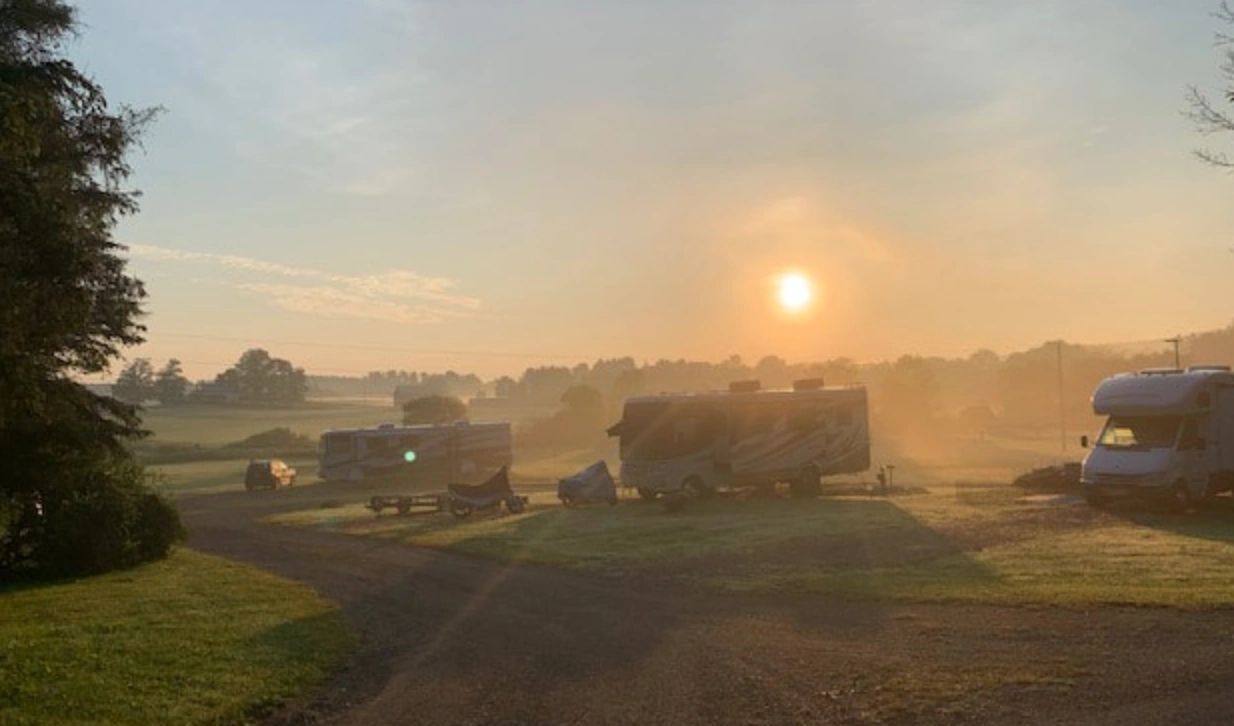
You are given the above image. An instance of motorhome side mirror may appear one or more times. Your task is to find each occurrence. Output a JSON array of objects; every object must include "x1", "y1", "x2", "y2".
[{"x1": 1080, "y1": 435, "x2": 1089, "y2": 449}]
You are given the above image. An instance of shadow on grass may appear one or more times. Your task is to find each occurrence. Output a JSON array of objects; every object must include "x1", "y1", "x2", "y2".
[
  {"x1": 1108, "y1": 496, "x2": 1234, "y2": 546},
  {"x1": 428, "y1": 495, "x2": 1004, "y2": 603}
]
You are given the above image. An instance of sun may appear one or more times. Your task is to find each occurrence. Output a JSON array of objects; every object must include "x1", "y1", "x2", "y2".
[{"x1": 777, "y1": 272, "x2": 812, "y2": 312}]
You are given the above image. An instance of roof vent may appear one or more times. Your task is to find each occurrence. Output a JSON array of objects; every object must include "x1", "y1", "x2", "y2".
[
  {"x1": 378, "y1": 423, "x2": 396, "y2": 429},
  {"x1": 729, "y1": 380, "x2": 761, "y2": 393},
  {"x1": 1139, "y1": 368, "x2": 1183, "y2": 376},
  {"x1": 793, "y1": 377, "x2": 825, "y2": 391},
  {"x1": 1188, "y1": 365, "x2": 1231, "y2": 373}
]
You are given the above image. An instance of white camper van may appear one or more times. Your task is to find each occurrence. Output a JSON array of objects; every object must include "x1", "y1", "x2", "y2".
[
  {"x1": 1081, "y1": 366, "x2": 1234, "y2": 506},
  {"x1": 318, "y1": 421, "x2": 512, "y2": 485},
  {"x1": 609, "y1": 380, "x2": 870, "y2": 499}
]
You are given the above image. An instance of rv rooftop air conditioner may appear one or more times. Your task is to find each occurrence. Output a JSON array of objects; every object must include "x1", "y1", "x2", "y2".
[
  {"x1": 729, "y1": 380, "x2": 761, "y2": 393},
  {"x1": 792, "y1": 377, "x2": 825, "y2": 391}
]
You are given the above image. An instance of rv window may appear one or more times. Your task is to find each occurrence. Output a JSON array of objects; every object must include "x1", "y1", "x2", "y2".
[
  {"x1": 323, "y1": 434, "x2": 356, "y2": 463},
  {"x1": 1178, "y1": 418, "x2": 1204, "y2": 451},
  {"x1": 673, "y1": 417, "x2": 698, "y2": 446},
  {"x1": 1098, "y1": 416, "x2": 1181, "y2": 450}
]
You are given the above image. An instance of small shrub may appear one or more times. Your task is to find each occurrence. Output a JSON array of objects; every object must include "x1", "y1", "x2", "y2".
[
  {"x1": 226, "y1": 427, "x2": 313, "y2": 451},
  {"x1": 402, "y1": 395, "x2": 467, "y2": 425},
  {"x1": 1, "y1": 453, "x2": 185, "y2": 578}
]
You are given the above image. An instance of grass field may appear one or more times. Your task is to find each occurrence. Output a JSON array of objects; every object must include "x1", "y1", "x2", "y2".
[
  {"x1": 268, "y1": 486, "x2": 1234, "y2": 608},
  {"x1": 0, "y1": 549, "x2": 351, "y2": 725},
  {"x1": 140, "y1": 402, "x2": 395, "y2": 446}
]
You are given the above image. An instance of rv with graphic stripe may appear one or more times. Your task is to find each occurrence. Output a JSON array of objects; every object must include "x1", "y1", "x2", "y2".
[
  {"x1": 318, "y1": 422, "x2": 511, "y2": 486},
  {"x1": 609, "y1": 380, "x2": 870, "y2": 499}
]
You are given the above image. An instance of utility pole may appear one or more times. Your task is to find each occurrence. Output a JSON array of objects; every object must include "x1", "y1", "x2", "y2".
[
  {"x1": 1056, "y1": 340, "x2": 1066, "y2": 455},
  {"x1": 1164, "y1": 336, "x2": 1182, "y2": 369}
]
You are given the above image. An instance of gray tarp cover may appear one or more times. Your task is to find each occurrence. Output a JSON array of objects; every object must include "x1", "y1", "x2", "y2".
[{"x1": 557, "y1": 461, "x2": 617, "y2": 504}]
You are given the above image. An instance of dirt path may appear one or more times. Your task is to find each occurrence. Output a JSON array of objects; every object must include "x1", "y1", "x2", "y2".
[{"x1": 181, "y1": 486, "x2": 1234, "y2": 725}]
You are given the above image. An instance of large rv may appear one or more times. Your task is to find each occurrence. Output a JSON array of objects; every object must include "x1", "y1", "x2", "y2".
[
  {"x1": 609, "y1": 380, "x2": 870, "y2": 498},
  {"x1": 318, "y1": 421, "x2": 512, "y2": 485},
  {"x1": 1081, "y1": 366, "x2": 1234, "y2": 506}
]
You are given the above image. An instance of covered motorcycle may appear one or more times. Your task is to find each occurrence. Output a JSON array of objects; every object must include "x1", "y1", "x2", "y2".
[
  {"x1": 447, "y1": 466, "x2": 526, "y2": 518},
  {"x1": 557, "y1": 461, "x2": 618, "y2": 507}
]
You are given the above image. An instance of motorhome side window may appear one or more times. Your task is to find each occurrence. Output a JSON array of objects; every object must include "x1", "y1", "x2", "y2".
[
  {"x1": 1097, "y1": 415, "x2": 1181, "y2": 449},
  {"x1": 1178, "y1": 418, "x2": 1204, "y2": 451},
  {"x1": 323, "y1": 433, "x2": 355, "y2": 462}
]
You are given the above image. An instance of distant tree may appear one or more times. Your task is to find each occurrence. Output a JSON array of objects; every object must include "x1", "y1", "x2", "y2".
[
  {"x1": 154, "y1": 358, "x2": 189, "y2": 405},
  {"x1": 878, "y1": 355, "x2": 941, "y2": 428},
  {"x1": 516, "y1": 366, "x2": 575, "y2": 404},
  {"x1": 611, "y1": 368, "x2": 645, "y2": 402},
  {"x1": 957, "y1": 404, "x2": 998, "y2": 440},
  {"x1": 402, "y1": 395, "x2": 467, "y2": 425},
  {"x1": 560, "y1": 384, "x2": 605, "y2": 426},
  {"x1": 214, "y1": 349, "x2": 307, "y2": 404},
  {"x1": 112, "y1": 358, "x2": 155, "y2": 403},
  {"x1": 492, "y1": 375, "x2": 517, "y2": 398},
  {"x1": 1187, "y1": 2, "x2": 1234, "y2": 167},
  {"x1": 0, "y1": 0, "x2": 182, "y2": 577},
  {"x1": 754, "y1": 355, "x2": 791, "y2": 388}
]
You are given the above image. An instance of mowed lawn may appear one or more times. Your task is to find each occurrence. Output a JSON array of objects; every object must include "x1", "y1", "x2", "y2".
[
  {"x1": 0, "y1": 550, "x2": 351, "y2": 725},
  {"x1": 269, "y1": 487, "x2": 1234, "y2": 608}
]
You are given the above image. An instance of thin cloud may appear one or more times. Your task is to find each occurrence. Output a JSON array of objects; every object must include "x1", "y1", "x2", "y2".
[{"x1": 128, "y1": 243, "x2": 479, "y2": 323}]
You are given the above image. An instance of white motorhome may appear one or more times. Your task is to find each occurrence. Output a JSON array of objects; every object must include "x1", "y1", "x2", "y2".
[
  {"x1": 318, "y1": 421, "x2": 511, "y2": 485},
  {"x1": 608, "y1": 380, "x2": 870, "y2": 498},
  {"x1": 1081, "y1": 366, "x2": 1234, "y2": 506}
]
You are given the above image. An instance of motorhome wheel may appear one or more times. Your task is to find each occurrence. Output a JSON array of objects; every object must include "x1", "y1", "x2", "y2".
[
  {"x1": 1172, "y1": 480, "x2": 1193, "y2": 513},
  {"x1": 790, "y1": 466, "x2": 822, "y2": 498},
  {"x1": 682, "y1": 475, "x2": 710, "y2": 498}
]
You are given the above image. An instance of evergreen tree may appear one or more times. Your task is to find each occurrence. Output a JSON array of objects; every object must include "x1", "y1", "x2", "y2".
[{"x1": 0, "y1": 0, "x2": 181, "y2": 576}]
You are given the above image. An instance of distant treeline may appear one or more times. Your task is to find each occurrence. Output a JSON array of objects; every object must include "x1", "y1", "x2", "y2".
[
  {"x1": 114, "y1": 324, "x2": 1234, "y2": 434},
  {"x1": 420, "y1": 322, "x2": 1234, "y2": 439},
  {"x1": 113, "y1": 348, "x2": 307, "y2": 405}
]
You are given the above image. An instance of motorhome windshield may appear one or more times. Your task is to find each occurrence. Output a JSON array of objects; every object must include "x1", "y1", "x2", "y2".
[{"x1": 1097, "y1": 415, "x2": 1181, "y2": 450}]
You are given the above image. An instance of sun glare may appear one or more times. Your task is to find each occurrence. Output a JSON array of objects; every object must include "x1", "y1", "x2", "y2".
[{"x1": 777, "y1": 272, "x2": 812, "y2": 312}]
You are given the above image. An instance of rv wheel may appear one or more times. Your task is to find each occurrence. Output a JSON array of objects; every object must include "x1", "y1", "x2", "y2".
[
  {"x1": 682, "y1": 476, "x2": 711, "y2": 499},
  {"x1": 449, "y1": 500, "x2": 474, "y2": 519},
  {"x1": 637, "y1": 487, "x2": 659, "y2": 501},
  {"x1": 1172, "y1": 481, "x2": 1194, "y2": 513},
  {"x1": 791, "y1": 467, "x2": 822, "y2": 498}
]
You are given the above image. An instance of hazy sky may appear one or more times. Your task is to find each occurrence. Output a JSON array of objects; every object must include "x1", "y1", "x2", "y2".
[{"x1": 74, "y1": 0, "x2": 1234, "y2": 379}]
